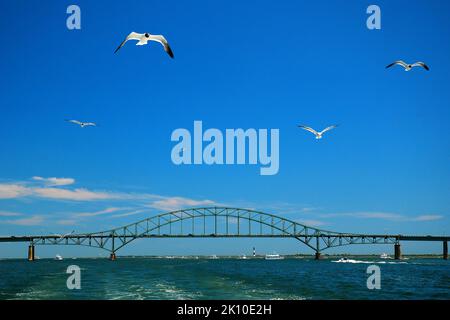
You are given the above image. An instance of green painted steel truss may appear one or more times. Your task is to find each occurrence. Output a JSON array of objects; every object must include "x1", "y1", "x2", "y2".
[{"x1": 1, "y1": 207, "x2": 448, "y2": 254}]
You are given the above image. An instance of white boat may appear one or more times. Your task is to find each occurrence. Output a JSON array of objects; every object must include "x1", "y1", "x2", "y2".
[
  {"x1": 239, "y1": 255, "x2": 247, "y2": 259},
  {"x1": 332, "y1": 257, "x2": 370, "y2": 264},
  {"x1": 380, "y1": 253, "x2": 391, "y2": 259},
  {"x1": 265, "y1": 253, "x2": 284, "y2": 260},
  {"x1": 210, "y1": 255, "x2": 219, "y2": 259},
  {"x1": 55, "y1": 254, "x2": 63, "y2": 261},
  {"x1": 335, "y1": 257, "x2": 351, "y2": 263}
]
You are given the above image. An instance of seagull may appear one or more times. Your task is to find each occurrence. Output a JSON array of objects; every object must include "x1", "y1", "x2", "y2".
[
  {"x1": 114, "y1": 32, "x2": 174, "y2": 58},
  {"x1": 66, "y1": 120, "x2": 97, "y2": 128},
  {"x1": 298, "y1": 125, "x2": 338, "y2": 140},
  {"x1": 386, "y1": 60, "x2": 429, "y2": 71}
]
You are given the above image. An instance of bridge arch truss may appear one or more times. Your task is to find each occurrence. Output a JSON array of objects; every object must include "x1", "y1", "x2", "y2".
[{"x1": 29, "y1": 207, "x2": 402, "y2": 255}]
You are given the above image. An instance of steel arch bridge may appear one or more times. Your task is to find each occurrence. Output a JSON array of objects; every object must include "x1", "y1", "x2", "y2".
[{"x1": 0, "y1": 207, "x2": 448, "y2": 260}]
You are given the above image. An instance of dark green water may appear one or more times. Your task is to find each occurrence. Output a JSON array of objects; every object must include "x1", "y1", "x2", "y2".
[{"x1": 0, "y1": 257, "x2": 448, "y2": 300}]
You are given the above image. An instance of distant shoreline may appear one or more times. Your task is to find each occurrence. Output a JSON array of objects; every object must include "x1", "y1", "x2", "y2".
[{"x1": 0, "y1": 253, "x2": 446, "y2": 260}]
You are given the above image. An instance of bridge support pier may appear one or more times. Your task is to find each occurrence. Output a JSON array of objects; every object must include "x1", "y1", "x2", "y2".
[
  {"x1": 394, "y1": 243, "x2": 402, "y2": 260},
  {"x1": 314, "y1": 251, "x2": 321, "y2": 260},
  {"x1": 444, "y1": 241, "x2": 448, "y2": 260},
  {"x1": 110, "y1": 252, "x2": 116, "y2": 261},
  {"x1": 27, "y1": 245, "x2": 35, "y2": 261}
]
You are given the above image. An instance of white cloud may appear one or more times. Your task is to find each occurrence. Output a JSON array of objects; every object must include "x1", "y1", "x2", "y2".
[
  {"x1": 0, "y1": 179, "x2": 222, "y2": 224},
  {"x1": 321, "y1": 212, "x2": 403, "y2": 220},
  {"x1": 296, "y1": 219, "x2": 326, "y2": 227},
  {"x1": 149, "y1": 197, "x2": 216, "y2": 211},
  {"x1": 0, "y1": 182, "x2": 117, "y2": 202},
  {"x1": 0, "y1": 179, "x2": 219, "y2": 208},
  {"x1": 299, "y1": 207, "x2": 320, "y2": 213},
  {"x1": 32, "y1": 176, "x2": 75, "y2": 186},
  {"x1": 0, "y1": 184, "x2": 31, "y2": 199},
  {"x1": 353, "y1": 212, "x2": 404, "y2": 220},
  {"x1": 75, "y1": 207, "x2": 126, "y2": 217},
  {"x1": 4, "y1": 215, "x2": 45, "y2": 226},
  {"x1": 0, "y1": 180, "x2": 163, "y2": 202},
  {"x1": 0, "y1": 211, "x2": 22, "y2": 217},
  {"x1": 56, "y1": 219, "x2": 78, "y2": 226},
  {"x1": 110, "y1": 209, "x2": 147, "y2": 218},
  {"x1": 32, "y1": 187, "x2": 117, "y2": 201},
  {"x1": 240, "y1": 202, "x2": 320, "y2": 216},
  {"x1": 320, "y1": 211, "x2": 445, "y2": 222},
  {"x1": 412, "y1": 215, "x2": 444, "y2": 222}
]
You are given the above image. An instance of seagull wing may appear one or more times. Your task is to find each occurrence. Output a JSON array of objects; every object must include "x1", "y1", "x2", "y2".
[
  {"x1": 149, "y1": 35, "x2": 174, "y2": 58},
  {"x1": 84, "y1": 122, "x2": 97, "y2": 127},
  {"x1": 114, "y1": 32, "x2": 142, "y2": 53},
  {"x1": 298, "y1": 125, "x2": 319, "y2": 136},
  {"x1": 411, "y1": 62, "x2": 430, "y2": 71},
  {"x1": 386, "y1": 60, "x2": 407, "y2": 69},
  {"x1": 66, "y1": 119, "x2": 82, "y2": 126},
  {"x1": 319, "y1": 125, "x2": 338, "y2": 135}
]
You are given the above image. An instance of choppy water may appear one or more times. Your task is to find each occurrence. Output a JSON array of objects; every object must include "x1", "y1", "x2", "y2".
[{"x1": 0, "y1": 257, "x2": 448, "y2": 300}]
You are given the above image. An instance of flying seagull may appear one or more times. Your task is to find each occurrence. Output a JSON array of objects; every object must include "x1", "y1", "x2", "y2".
[
  {"x1": 386, "y1": 60, "x2": 429, "y2": 71},
  {"x1": 298, "y1": 125, "x2": 338, "y2": 140},
  {"x1": 114, "y1": 32, "x2": 174, "y2": 58},
  {"x1": 66, "y1": 120, "x2": 97, "y2": 128}
]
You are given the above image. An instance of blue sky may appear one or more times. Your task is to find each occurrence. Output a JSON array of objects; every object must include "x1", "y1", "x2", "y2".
[{"x1": 0, "y1": 0, "x2": 449, "y2": 258}]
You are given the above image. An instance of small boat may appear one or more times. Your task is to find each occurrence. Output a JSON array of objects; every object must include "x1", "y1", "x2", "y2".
[
  {"x1": 55, "y1": 254, "x2": 63, "y2": 261},
  {"x1": 239, "y1": 255, "x2": 247, "y2": 259},
  {"x1": 265, "y1": 253, "x2": 284, "y2": 260},
  {"x1": 380, "y1": 253, "x2": 391, "y2": 259},
  {"x1": 332, "y1": 257, "x2": 366, "y2": 263},
  {"x1": 210, "y1": 255, "x2": 219, "y2": 259}
]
